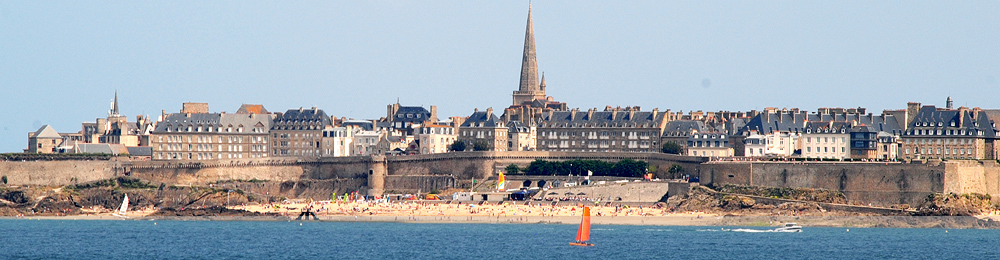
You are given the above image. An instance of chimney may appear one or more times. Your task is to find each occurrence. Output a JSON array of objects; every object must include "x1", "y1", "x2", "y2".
[
  {"x1": 486, "y1": 107, "x2": 493, "y2": 117},
  {"x1": 905, "y1": 102, "x2": 920, "y2": 130},
  {"x1": 587, "y1": 108, "x2": 595, "y2": 120},
  {"x1": 571, "y1": 108, "x2": 579, "y2": 121},
  {"x1": 628, "y1": 109, "x2": 635, "y2": 120},
  {"x1": 429, "y1": 105, "x2": 438, "y2": 123},
  {"x1": 652, "y1": 108, "x2": 659, "y2": 120},
  {"x1": 959, "y1": 107, "x2": 968, "y2": 127}
]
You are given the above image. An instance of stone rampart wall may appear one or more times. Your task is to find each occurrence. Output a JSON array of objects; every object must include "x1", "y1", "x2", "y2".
[
  {"x1": 943, "y1": 160, "x2": 1000, "y2": 201},
  {"x1": 701, "y1": 162, "x2": 947, "y2": 206},
  {"x1": 0, "y1": 160, "x2": 119, "y2": 186}
]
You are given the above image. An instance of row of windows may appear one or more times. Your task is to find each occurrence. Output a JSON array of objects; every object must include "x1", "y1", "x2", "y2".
[
  {"x1": 905, "y1": 138, "x2": 975, "y2": 145},
  {"x1": 805, "y1": 147, "x2": 846, "y2": 153},
  {"x1": 156, "y1": 135, "x2": 264, "y2": 144},
  {"x1": 804, "y1": 137, "x2": 845, "y2": 144},
  {"x1": 163, "y1": 125, "x2": 261, "y2": 133},
  {"x1": 541, "y1": 131, "x2": 652, "y2": 138}
]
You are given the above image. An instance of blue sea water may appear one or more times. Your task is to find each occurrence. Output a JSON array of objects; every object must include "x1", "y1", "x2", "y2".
[{"x1": 1, "y1": 219, "x2": 997, "y2": 259}]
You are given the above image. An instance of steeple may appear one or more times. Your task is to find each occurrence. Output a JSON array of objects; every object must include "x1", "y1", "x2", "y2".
[
  {"x1": 539, "y1": 72, "x2": 546, "y2": 91},
  {"x1": 512, "y1": 4, "x2": 546, "y2": 106},
  {"x1": 518, "y1": 4, "x2": 538, "y2": 92},
  {"x1": 109, "y1": 91, "x2": 121, "y2": 117}
]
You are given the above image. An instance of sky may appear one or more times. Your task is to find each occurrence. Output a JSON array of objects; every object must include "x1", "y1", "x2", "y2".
[{"x1": 2, "y1": 1, "x2": 1000, "y2": 152}]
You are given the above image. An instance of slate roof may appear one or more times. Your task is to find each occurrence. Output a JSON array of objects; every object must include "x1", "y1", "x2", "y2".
[
  {"x1": 126, "y1": 146, "x2": 153, "y2": 156},
  {"x1": 272, "y1": 108, "x2": 331, "y2": 131},
  {"x1": 662, "y1": 120, "x2": 706, "y2": 137},
  {"x1": 538, "y1": 110, "x2": 664, "y2": 128},
  {"x1": 461, "y1": 111, "x2": 503, "y2": 128},
  {"x1": 906, "y1": 106, "x2": 997, "y2": 138},
  {"x1": 32, "y1": 125, "x2": 62, "y2": 139},
  {"x1": 392, "y1": 106, "x2": 431, "y2": 124},
  {"x1": 75, "y1": 143, "x2": 126, "y2": 155},
  {"x1": 153, "y1": 113, "x2": 273, "y2": 133},
  {"x1": 507, "y1": 121, "x2": 532, "y2": 133},
  {"x1": 741, "y1": 112, "x2": 903, "y2": 135}
]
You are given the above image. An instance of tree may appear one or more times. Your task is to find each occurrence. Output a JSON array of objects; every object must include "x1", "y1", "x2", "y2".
[
  {"x1": 661, "y1": 141, "x2": 682, "y2": 154},
  {"x1": 522, "y1": 180, "x2": 532, "y2": 187},
  {"x1": 1, "y1": 175, "x2": 6, "y2": 186},
  {"x1": 668, "y1": 164, "x2": 683, "y2": 174},
  {"x1": 505, "y1": 164, "x2": 521, "y2": 175},
  {"x1": 612, "y1": 159, "x2": 648, "y2": 177},
  {"x1": 449, "y1": 140, "x2": 466, "y2": 151},
  {"x1": 472, "y1": 140, "x2": 492, "y2": 151}
]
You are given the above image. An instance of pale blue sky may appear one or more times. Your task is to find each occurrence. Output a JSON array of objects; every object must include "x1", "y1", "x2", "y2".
[{"x1": 2, "y1": 1, "x2": 999, "y2": 152}]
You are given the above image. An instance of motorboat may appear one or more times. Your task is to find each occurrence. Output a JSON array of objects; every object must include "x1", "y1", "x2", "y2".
[{"x1": 773, "y1": 223, "x2": 802, "y2": 232}]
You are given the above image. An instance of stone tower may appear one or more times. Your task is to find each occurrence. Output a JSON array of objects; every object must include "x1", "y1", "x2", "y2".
[{"x1": 512, "y1": 5, "x2": 546, "y2": 106}]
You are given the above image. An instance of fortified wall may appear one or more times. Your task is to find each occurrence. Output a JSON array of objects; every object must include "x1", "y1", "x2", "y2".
[
  {"x1": 701, "y1": 161, "x2": 1000, "y2": 207},
  {"x1": 0, "y1": 152, "x2": 704, "y2": 196}
]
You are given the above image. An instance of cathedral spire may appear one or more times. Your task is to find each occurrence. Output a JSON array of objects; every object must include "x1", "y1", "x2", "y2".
[
  {"x1": 110, "y1": 90, "x2": 120, "y2": 117},
  {"x1": 518, "y1": 4, "x2": 539, "y2": 93},
  {"x1": 513, "y1": 4, "x2": 546, "y2": 106}
]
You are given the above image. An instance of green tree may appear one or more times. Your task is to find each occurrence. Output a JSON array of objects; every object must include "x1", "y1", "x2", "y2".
[
  {"x1": 505, "y1": 164, "x2": 521, "y2": 175},
  {"x1": 1, "y1": 175, "x2": 6, "y2": 186},
  {"x1": 472, "y1": 140, "x2": 492, "y2": 151},
  {"x1": 612, "y1": 159, "x2": 648, "y2": 177},
  {"x1": 668, "y1": 164, "x2": 683, "y2": 174},
  {"x1": 449, "y1": 140, "x2": 466, "y2": 151},
  {"x1": 661, "y1": 141, "x2": 682, "y2": 154}
]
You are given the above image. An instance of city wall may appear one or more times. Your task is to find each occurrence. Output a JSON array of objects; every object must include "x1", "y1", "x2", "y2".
[
  {"x1": 7, "y1": 153, "x2": 998, "y2": 207},
  {"x1": 699, "y1": 161, "x2": 989, "y2": 207}
]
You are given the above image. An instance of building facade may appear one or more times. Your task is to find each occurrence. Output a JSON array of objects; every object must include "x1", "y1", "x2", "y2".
[
  {"x1": 150, "y1": 108, "x2": 273, "y2": 160},
  {"x1": 686, "y1": 133, "x2": 733, "y2": 157},
  {"x1": 899, "y1": 104, "x2": 997, "y2": 160},
  {"x1": 458, "y1": 108, "x2": 508, "y2": 151},
  {"x1": 536, "y1": 107, "x2": 666, "y2": 153},
  {"x1": 270, "y1": 108, "x2": 332, "y2": 157},
  {"x1": 321, "y1": 126, "x2": 353, "y2": 157},
  {"x1": 416, "y1": 124, "x2": 457, "y2": 154}
]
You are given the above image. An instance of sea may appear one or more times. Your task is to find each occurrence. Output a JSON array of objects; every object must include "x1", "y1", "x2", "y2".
[{"x1": 1, "y1": 219, "x2": 997, "y2": 259}]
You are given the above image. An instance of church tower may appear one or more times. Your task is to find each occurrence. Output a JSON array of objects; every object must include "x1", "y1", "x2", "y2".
[{"x1": 512, "y1": 5, "x2": 546, "y2": 106}]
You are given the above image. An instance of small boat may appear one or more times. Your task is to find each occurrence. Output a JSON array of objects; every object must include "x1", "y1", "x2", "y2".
[
  {"x1": 112, "y1": 194, "x2": 129, "y2": 219},
  {"x1": 773, "y1": 223, "x2": 802, "y2": 232},
  {"x1": 569, "y1": 206, "x2": 595, "y2": 246}
]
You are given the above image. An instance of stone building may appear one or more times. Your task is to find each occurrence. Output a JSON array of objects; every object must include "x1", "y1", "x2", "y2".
[
  {"x1": 507, "y1": 121, "x2": 536, "y2": 151},
  {"x1": 416, "y1": 124, "x2": 457, "y2": 154},
  {"x1": 536, "y1": 107, "x2": 667, "y2": 153},
  {"x1": 270, "y1": 107, "x2": 332, "y2": 157},
  {"x1": 321, "y1": 126, "x2": 353, "y2": 157},
  {"x1": 26, "y1": 125, "x2": 62, "y2": 154},
  {"x1": 352, "y1": 129, "x2": 383, "y2": 156},
  {"x1": 458, "y1": 108, "x2": 508, "y2": 151},
  {"x1": 660, "y1": 120, "x2": 707, "y2": 154},
  {"x1": 686, "y1": 132, "x2": 733, "y2": 157},
  {"x1": 897, "y1": 102, "x2": 997, "y2": 160},
  {"x1": 800, "y1": 122, "x2": 851, "y2": 159},
  {"x1": 382, "y1": 102, "x2": 437, "y2": 136},
  {"x1": 150, "y1": 104, "x2": 273, "y2": 160}
]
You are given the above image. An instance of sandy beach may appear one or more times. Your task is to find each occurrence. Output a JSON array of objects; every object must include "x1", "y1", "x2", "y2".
[{"x1": 6, "y1": 200, "x2": 1000, "y2": 229}]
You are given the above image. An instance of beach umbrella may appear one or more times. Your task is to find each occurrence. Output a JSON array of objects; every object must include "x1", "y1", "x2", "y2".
[
  {"x1": 547, "y1": 192, "x2": 558, "y2": 195},
  {"x1": 565, "y1": 192, "x2": 574, "y2": 196},
  {"x1": 577, "y1": 192, "x2": 587, "y2": 195}
]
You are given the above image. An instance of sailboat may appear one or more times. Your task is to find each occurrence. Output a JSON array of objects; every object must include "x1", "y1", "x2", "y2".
[
  {"x1": 112, "y1": 194, "x2": 129, "y2": 219},
  {"x1": 569, "y1": 206, "x2": 595, "y2": 247}
]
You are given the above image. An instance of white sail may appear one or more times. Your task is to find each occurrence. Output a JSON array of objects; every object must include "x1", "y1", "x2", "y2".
[{"x1": 118, "y1": 194, "x2": 129, "y2": 215}]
